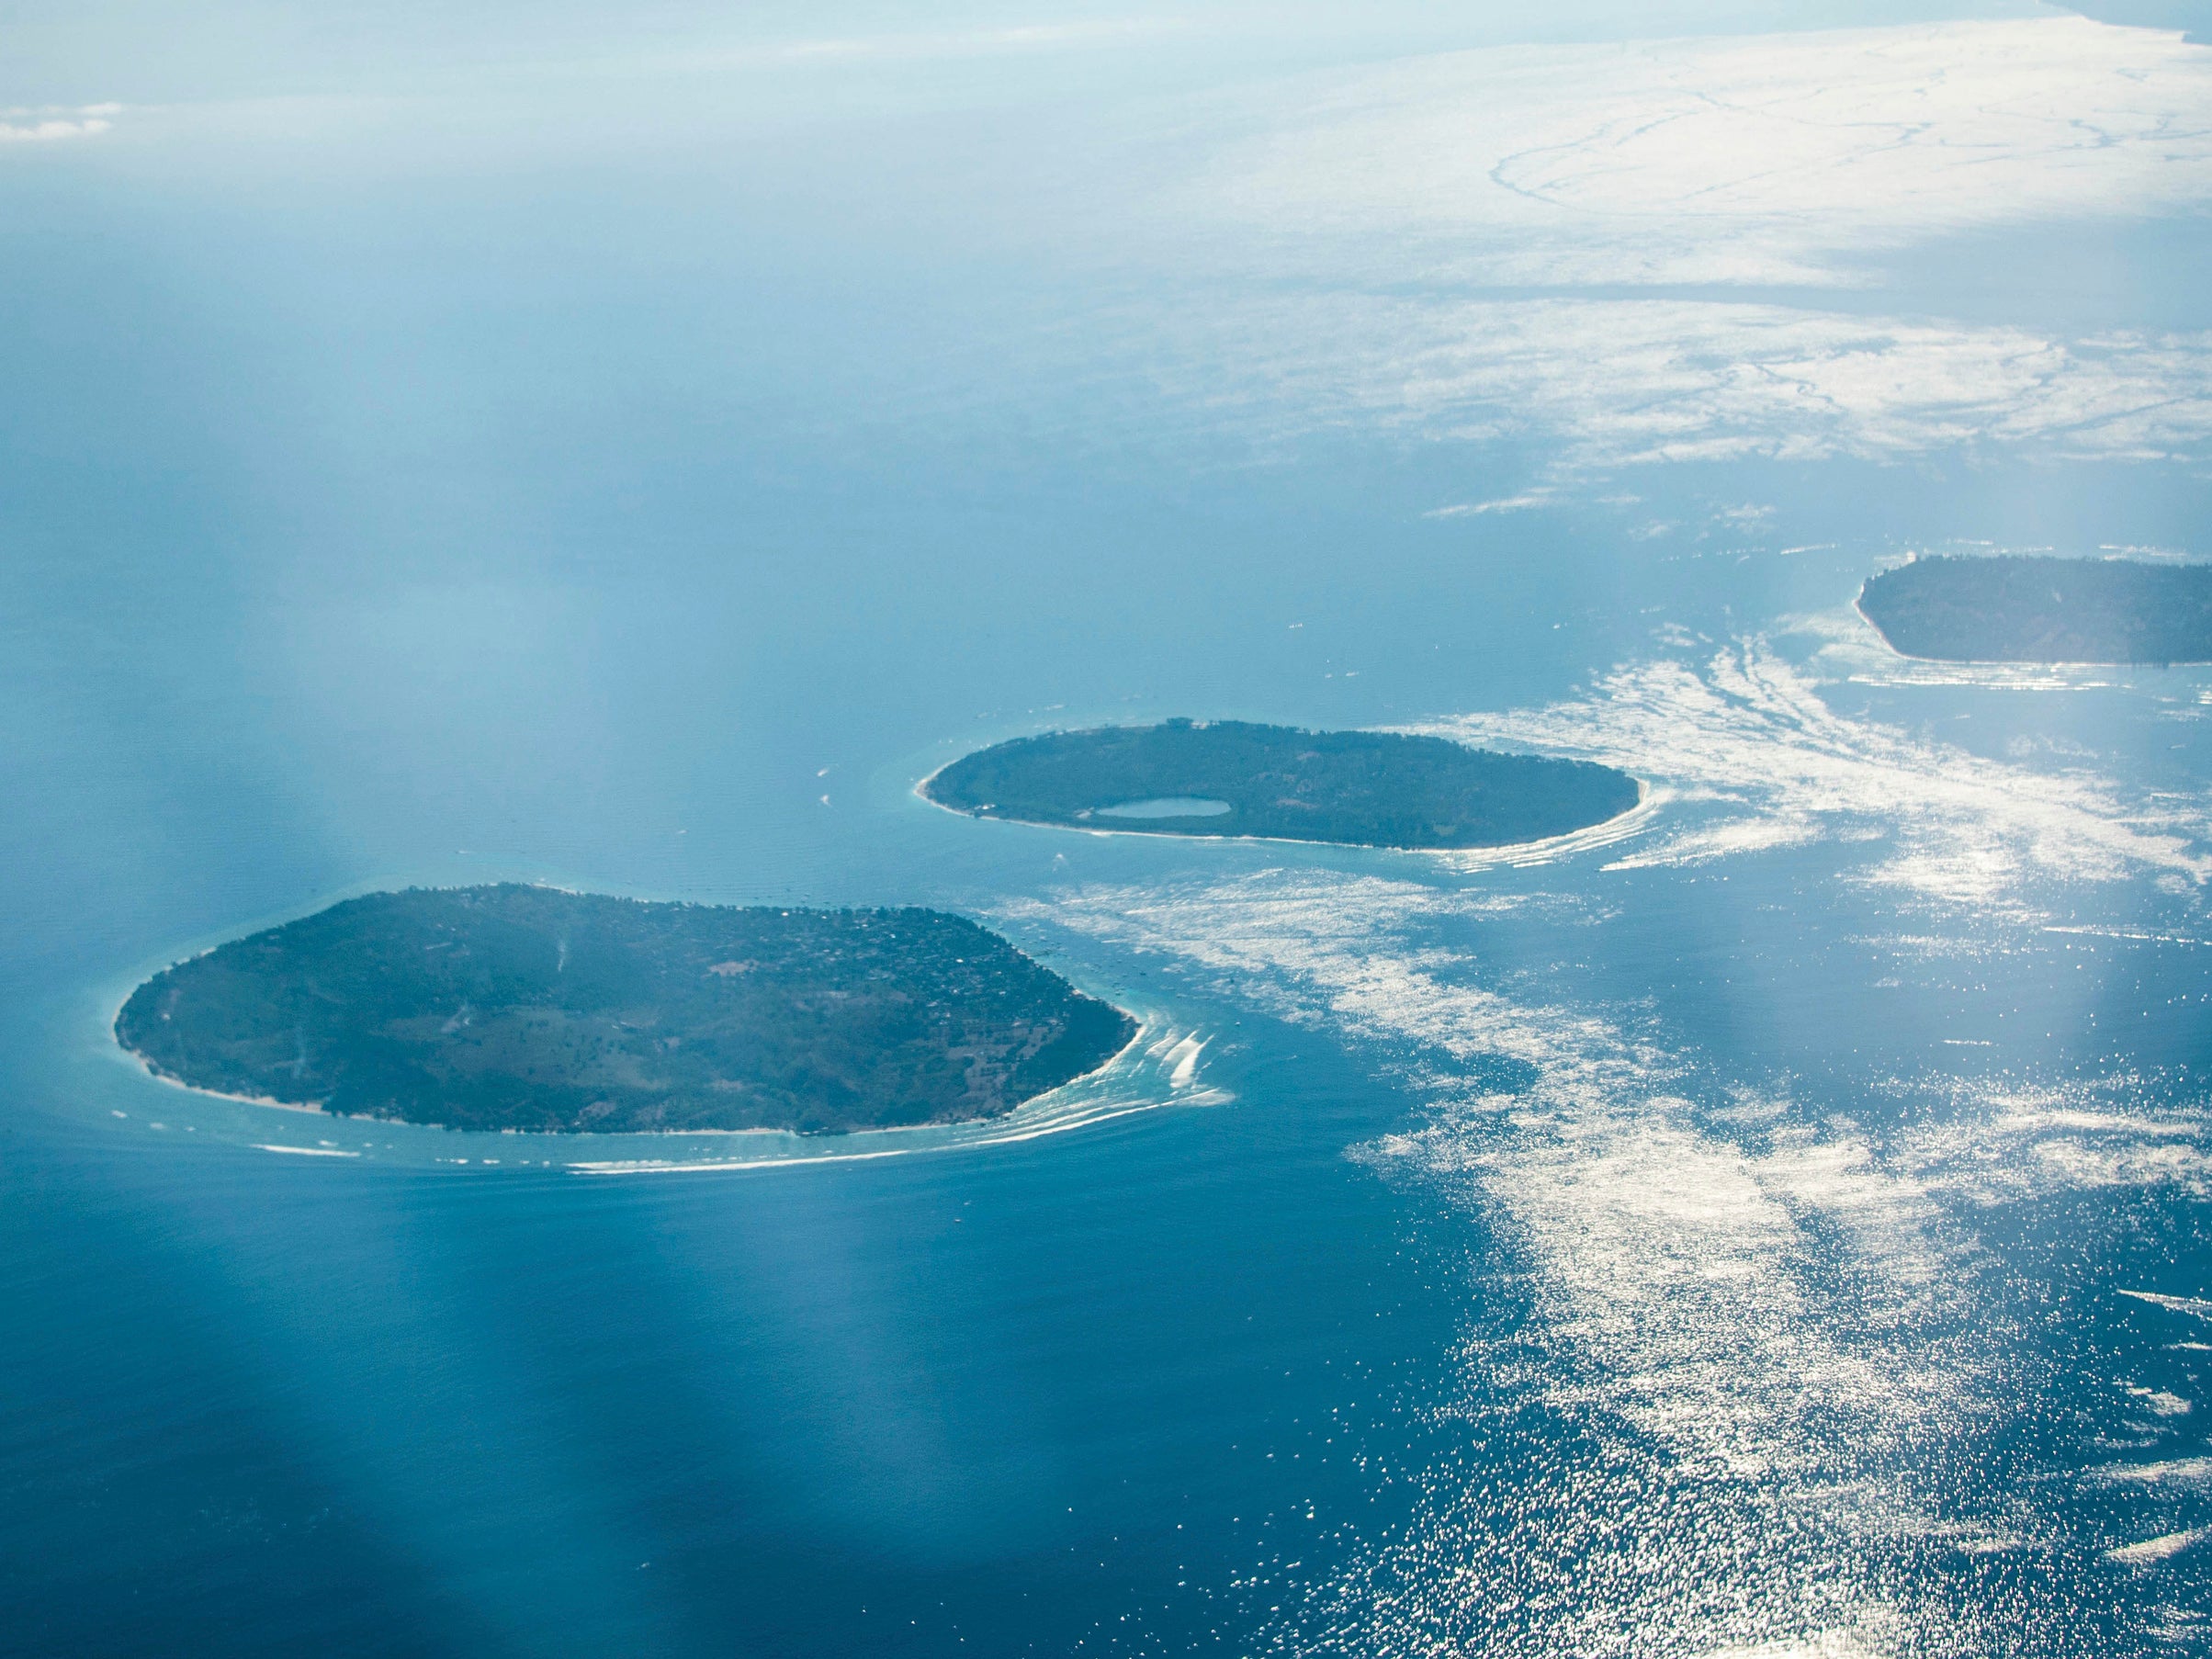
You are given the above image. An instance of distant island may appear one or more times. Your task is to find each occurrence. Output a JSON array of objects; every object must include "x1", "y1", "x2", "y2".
[
  {"x1": 922, "y1": 719, "x2": 1640, "y2": 850},
  {"x1": 1858, "y1": 555, "x2": 2212, "y2": 664},
  {"x1": 116, "y1": 886, "x2": 1134, "y2": 1134}
]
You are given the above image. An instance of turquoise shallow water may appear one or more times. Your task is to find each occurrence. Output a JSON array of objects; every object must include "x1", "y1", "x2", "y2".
[{"x1": 10, "y1": 12, "x2": 2212, "y2": 1654}]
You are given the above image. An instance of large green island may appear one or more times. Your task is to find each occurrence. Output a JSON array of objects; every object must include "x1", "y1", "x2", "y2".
[
  {"x1": 1858, "y1": 555, "x2": 2212, "y2": 664},
  {"x1": 922, "y1": 719, "x2": 1640, "y2": 850},
  {"x1": 116, "y1": 886, "x2": 1134, "y2": 1134}
]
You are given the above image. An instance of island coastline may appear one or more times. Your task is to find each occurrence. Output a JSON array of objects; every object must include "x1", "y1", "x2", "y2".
[
  {"x1": 915, "y1": 743, "x2": 1649, "y2": 855},
  {"x1": 114, "y1": 886, "x2": 1140, "y2": 1137},
  {"x1": 1856, "y1": 555, "x2": 2212, "y2": 666},
  {"x1": 1851, "y1": 593, "x2": 2147, "y2": 669},
  {"x1": 120, "y1": 1007, "x2": 1155, "y2": 1139}
]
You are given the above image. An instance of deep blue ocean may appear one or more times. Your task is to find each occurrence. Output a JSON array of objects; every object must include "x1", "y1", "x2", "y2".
[{"x1": 9, "y1": 7, "x2": 2212, "y2": 1655}]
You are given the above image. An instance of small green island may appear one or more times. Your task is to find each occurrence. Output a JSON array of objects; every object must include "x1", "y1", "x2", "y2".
[
  {"x1": 116, "y1": 886, "x2": 1134, "y2": 1134},
  {"x1": 1858, "y1": 555, "x2": 2212, "y2": 664},
  {"x1": 922, "y1": 719, "x2": 1639, "y2": 850}
]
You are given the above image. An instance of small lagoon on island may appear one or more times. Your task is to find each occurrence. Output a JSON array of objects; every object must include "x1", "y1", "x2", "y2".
[
  {"x1": 1094, "y1": 797, "x2": 1233, "y2": 819},
  {"x1": 925, "y1": 719, "x2": 1641, "y2": 849}
]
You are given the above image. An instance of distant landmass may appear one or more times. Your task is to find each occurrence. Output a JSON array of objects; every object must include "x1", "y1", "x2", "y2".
[
  {"x1": 116, "y1": 886, "x2": 1134, "y2": 1134},
  {"x1": 1858, "y1": 555, "x2": 2212, "y2": 664},
  {"x1": 922, "y1": 719, "x2": 1640, "y2": 850}
]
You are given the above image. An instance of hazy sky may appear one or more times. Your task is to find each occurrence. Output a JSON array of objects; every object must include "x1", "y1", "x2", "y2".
[
  {"x1": 8, "y1": 5, "x2": 2210, "y2": 501},
  {"x1": 2, "y1": 0, "x2": 2064, "y2": 105}
]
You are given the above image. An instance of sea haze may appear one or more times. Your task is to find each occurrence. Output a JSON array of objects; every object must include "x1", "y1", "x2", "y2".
[{"x1": 6, "y1": 4, "x2": 2212, "y2": 1655}]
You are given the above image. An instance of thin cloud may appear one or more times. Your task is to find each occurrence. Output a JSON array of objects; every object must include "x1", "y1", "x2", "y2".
[
  {"x1": 1423, "y1": 491, "x2": 1552, "y2": 517},
  {"x1": 1147, "y1": 294, "x2": 2212, "y2": 469},
  {"x1": 1179, "y1": 17, "x2": 2212, "y2": 288},
  {"x1": 702, "y1": 17, "x2": 1185, "y2": 71},
  {"x1": 0, "y1": 103, "x2": 116, "y2": 143},
  {"x1": 1099, "y1": 18, "x2": 2212, "y2": 471}
]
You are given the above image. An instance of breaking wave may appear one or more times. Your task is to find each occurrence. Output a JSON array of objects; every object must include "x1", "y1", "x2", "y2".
[{"x1": 564, "y1": 1016, "x2": 1225, "y2": 1176}]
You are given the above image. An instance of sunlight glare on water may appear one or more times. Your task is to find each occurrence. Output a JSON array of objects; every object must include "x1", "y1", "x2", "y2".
[{"x1": 4, "y1": 3, "x2": 2212, "y2": 1654}]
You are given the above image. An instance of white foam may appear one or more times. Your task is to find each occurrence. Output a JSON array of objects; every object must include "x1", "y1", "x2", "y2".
[
  {"x1": 1903, "y1": 1088, "x2": 2212, "y2": 1205},
  {"x1": 1426, "y1": 638, "x2": 2210, "y2": 911},
  {"x1": 1698, "y1": 1635, "x2": 1890, "y2": 1659},
  {"x1": 2121, "y1": 1289, "x2": 2212, "y2": 1323},
  {"x1": 2127, "y1": 1386, "x2": 2193, "y2": 1417},
  {"x1": 1168, "y1": 1034, "x2": 1205, "y2": 1089},
  {"x1": 1032, "y1": 867, "x2": 1987, "y2": 1648},
  {"x1": 566, "y1": 1020, "x2": 1224, "y2": 1176},
  {"x1": 1013, "y1": 629, "x2": 2212, "y2": 1646},
  {"x1": 2093, "y1": 1457, "x2": 2212, "y2": 1487},
  {"x1": 2108, "y1": 1528, "x2": 2209, "y2": 1566}
]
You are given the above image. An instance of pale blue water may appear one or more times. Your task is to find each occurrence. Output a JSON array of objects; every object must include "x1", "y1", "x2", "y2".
[{"x1": 8, "y1": 7, "x2": 2212, "y2": 1656}]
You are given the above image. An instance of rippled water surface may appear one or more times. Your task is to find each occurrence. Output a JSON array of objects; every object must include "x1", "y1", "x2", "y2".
[{"x1": 7, "y1": 6, "x2": 2212, "y2": 1655}]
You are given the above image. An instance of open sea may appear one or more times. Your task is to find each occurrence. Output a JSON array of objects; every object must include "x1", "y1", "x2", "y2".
[{"x1": 7, "y1": 6, "x2": 2212, "y2": 1654}]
